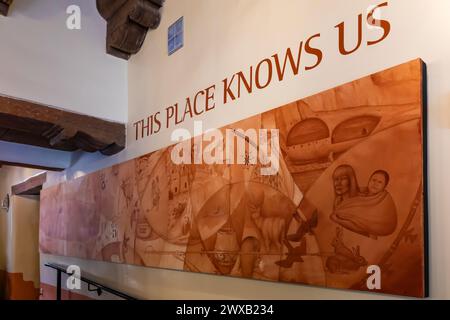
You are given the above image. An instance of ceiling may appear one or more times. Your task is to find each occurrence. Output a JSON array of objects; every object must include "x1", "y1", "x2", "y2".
[{"x1": 0, "y1": 0, "x2": 166, "y2": 170}]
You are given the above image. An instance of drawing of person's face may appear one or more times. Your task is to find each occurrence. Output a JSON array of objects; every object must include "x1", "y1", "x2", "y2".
[
  {"x1": 333, "y1": 173, "x2": 350, "y2": 196},
  {"x1": 136, "y1": 156, "x2": 150, "y2": 176},
  {"x1": 368, "y1": 173, "x2": 387, "y2": 195}
]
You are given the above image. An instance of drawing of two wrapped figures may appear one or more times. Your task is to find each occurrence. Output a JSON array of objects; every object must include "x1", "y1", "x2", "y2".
[{"x1": 273, "y1": 164, "x2": 398, "y2": 274}]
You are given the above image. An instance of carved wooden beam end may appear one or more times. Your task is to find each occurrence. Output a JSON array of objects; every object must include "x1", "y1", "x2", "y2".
[
  {"x1": 0, "y1": 0, "x2": 13, "y2": 16},
  {"x1": 97, "y1": 0, "x2": 165, "y2": 60},
  {"x1": 0, "y1": 94, "x2": 126, "y2": 156}
]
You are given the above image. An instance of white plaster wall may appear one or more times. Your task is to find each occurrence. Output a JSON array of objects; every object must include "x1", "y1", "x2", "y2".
[
  {"x1": 0, "y1": 0, "x2": 128, "y2": 123},
  {"x1": 41, "y1": 0, "x2": 450, "y2": 299}
]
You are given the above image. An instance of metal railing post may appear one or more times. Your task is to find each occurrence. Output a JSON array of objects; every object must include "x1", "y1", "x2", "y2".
[{"x1": 56, "y1": 269, "x2": 62, "y2": 300}]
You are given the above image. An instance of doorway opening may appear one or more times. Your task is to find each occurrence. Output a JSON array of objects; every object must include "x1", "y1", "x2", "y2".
[{"x1": 0, "y1": 169, "x2": 46, "y2": 300}]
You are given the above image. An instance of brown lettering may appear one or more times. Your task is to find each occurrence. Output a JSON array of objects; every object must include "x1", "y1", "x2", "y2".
[
  {"x1": 154, "y1": 112, "x2": 161, "y2": 134},
  {"x1": 166, "y1": 105, "x2": 176, "y2": 128},
  {"x1": 273, "y1": 42, "x2": 304, "y2": 81},
  {"x1": 237, "y1": 67, "x2": 253, "y2": 98},
  {"x1": 193, "y1": 90, "x2": 205, "y2": 116},
  {"x1": 205, "y1": 85, "x2": 216, "y2": 111},
  {"x1": 133, "y1": 120, "x2": 142, "y2": 140},
  {"x1": 255, "y1": 58, "x2": 273, "y2": 89},
  {"x1": 305, "y1": 33, "x2": 323, "y2": 71},
  {"x1": 182, "y1": 98, "x2": 193, "y2": 122},
  {"x1": 222, "y1": 75, "x2": 236, "y2": 104},
  {"x1": 336, "y1": 14, "x2": 363, "y2": 55},
  {"x1": 367, "y1": 2, "x2": 391, "y2": 46}
]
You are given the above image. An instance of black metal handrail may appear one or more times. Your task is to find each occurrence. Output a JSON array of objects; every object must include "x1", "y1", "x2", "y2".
[{"x1": 44, "y1": 262, "x2": 138, "y2": 300}]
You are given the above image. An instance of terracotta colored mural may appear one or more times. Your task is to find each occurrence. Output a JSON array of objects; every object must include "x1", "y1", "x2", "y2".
[{"x1": 40, "y1": 59, "x2": 428, "y2": 297}]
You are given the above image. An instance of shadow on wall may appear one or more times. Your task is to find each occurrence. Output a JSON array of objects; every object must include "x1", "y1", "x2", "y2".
[
  {"x1": 39, "y1": 282, "x2": 92, "y2": 300},
  {"x1": 0, "y1": 270, "x2": 5, "y2": 299}
]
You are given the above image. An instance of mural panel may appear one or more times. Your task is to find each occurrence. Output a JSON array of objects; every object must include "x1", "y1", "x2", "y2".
[{"x1": 40, "y1": 59, "x2": 428, "y2": 297}]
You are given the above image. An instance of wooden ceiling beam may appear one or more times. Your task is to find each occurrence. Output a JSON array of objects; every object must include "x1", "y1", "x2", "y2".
[
  {"x1": 97, "y1": 0, "x2": 165, "y2": 60},
  {"x1": 0, "y1": 0, "x2": 13, "y2": 16},
  {"x1": 12, "y1": 172, "x2": 47, "y2": 196},
  {"x1": 0, "y1": 94, "x2": 125, "y2": 156},
  {"x1": 0, "y1": 160, "x2": 64, "y2": 172}
]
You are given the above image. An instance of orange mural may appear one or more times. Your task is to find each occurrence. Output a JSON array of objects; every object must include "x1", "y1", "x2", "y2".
[{"x1": 40, "y1": 59, "x2": 428, "y2": 297}]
